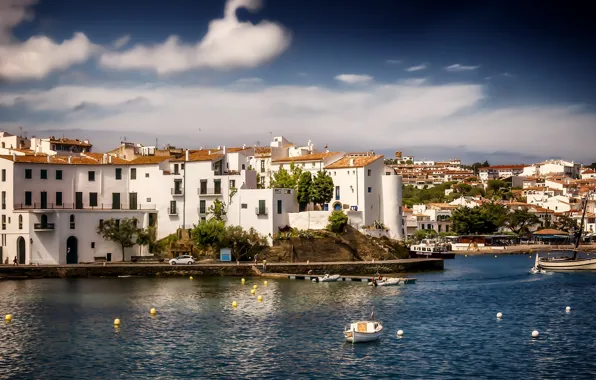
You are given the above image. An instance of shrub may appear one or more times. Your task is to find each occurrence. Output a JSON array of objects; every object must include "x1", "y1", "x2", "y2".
[{"x1": 327, "y1": 210, "x2": 348, "y2": 233}]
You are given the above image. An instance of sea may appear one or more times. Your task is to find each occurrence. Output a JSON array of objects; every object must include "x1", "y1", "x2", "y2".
[{"x1": 1, "y1": 254, "x2": 595, "y2": 379}]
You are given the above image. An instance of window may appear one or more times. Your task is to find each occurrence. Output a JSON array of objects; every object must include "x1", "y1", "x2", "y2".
[
  {"x1": 40, "y1": 169, "x2": 47, "y2": 179},
  {"x1": 214, "y1": 179, "x2": 221, "y2": 194},
  {"x1": 25, "y1": 169, "x2": 32, "y2": 179},
  {"x1": 1, "y1": 169, "x2": 5, "y2": 182},
  {"x1": 90, "y1": 192, "x2": 98, "y2": 207},
  {"x1": 99, "y1": 219, "x2": 104, "y2": 229},
  {"x1": 199, "y1": 200, "x2": 206, "y2": 214},
  {"x1": 277, "y1": 199, "x2": 282, "y2": 214},
  {"x1": 130, "y1": 168, "x2": 136, "y2": 180},
  {"x1": 260, "y1": 160, "x2": 265, "y2": 173},
  {"x1": 112, "y1": 193, "x2": 120, "y2": 209},
  {"x1": 1, "y1": 191, "x2": 4, "y2": 209},
  {"x1": 174, "y1": 164, "x2": 179, "y2": 175},
  {"x1": 368, "y1": 187, "x2": 372, "y2": 193},
  {"x1": 335, "y1": 186, "x2": 340, "y2": 200},
  {"x1": 170, "y1": 200, "x2": 177, "y2": 214},
  {"x1": 18, "y1": 215, "x2": 22, "y2": 230},
  {"x1": 241, "y1": 203, "x2": 248, "y2": 209},
  {"x1": 91, "y1": 242, "x2": 95, "y2": 249},
  {"x1": 230, "y1": 179, "x2": 236, "y2": 189},
  {"x1": 1, "y1": 215, "x2": 5, "y2": 230},
  {"x1": 88, "y1": 171, "x2": 95, "y2": 181},
  {"x1": 147, "y1": 198, "x2": 151, "y2": 202},
  {"x1": 200, "y1": 180, "x2": 207, "y2": 194},
  {"x1": 201, "y1": 216, "x2": 206, "y2": 222},
  {"x1": 115, "y1": 168, "x2": 122, "y2": 180},
  {"x1": 260, "y1": 176, "x2": 265, "y2": 185},
  {"x1": 56, "y1": 170, "x2": 62, "y2": 180},
  {"x1": 258, "y1": 200, "x2": 266, "y2": 215},
  {"x1": 70, "y1": 214, "x2": 75, "y2": 229},
  {"x1": 368, "y1": 169, "x2": 371, "y2": 176},
  {"x1": 56, "y1": 192, "x2": 63, "y2": 206},
  {"x1": 25, "y1": 191, "x2": 32, "y2": 206},
  {"x1": 241, "y1": 164, "x2": 246, "y2": 170},
  {"x1": 145, "y1": 173, "x2": 149, "y2": 178}
]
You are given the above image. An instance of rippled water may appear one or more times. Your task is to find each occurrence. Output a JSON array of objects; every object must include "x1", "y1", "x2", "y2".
[{"x1": 1, "y1": 255, "x2": 596, "y2": 379}]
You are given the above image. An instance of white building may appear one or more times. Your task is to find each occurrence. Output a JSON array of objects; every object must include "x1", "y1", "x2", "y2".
[
  {"x1": 581, "y1": 169, "x2": 596, "y2": 180},
  {"x1": 478, "y1": 165, "x2": 525, "y2": 182},
  {"x1": 0, "y1": 132, "x2": 30, "y2": 153},
  {"x1": 30, "y1": 136, "x2": 93, "y2": 156}
]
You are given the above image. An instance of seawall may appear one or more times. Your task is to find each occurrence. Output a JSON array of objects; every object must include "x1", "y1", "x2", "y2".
[{"x1": 0, "y1": 259, "x2": 443, "y2": 279}]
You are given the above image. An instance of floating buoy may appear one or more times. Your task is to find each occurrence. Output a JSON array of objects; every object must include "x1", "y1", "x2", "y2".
[
  {"x1": 465, "y1": 255, "x2": 468, "y2": 257},
  {"x1": 189, "y1": 276, "x2": 194, "y2": 280},
  {"x1": 150, "y1": 308, "x2": 156, "y2": 316},
  {"x1": 264, "y1": 281, "x2": 268, "y2": 286},
  {"x1": 241, "y1": 278, "x2": 245, "y2": 284},
  {"x1": 257, "y1": 295, "x2": 263, "y2": 302},
  {"x1": 396, "y1": 329, "x2": 404, "y2": 337},
  {"x1": 566, "y1": 306, "x2": 571, "y2": 312},
  {"x1": 496, "y1": 312, "x2": 503, "y2": 319},
  {"x1": 494, "y1": 255, "x2": 497, "y2": 258},
  {"x1": 253, "y1": 285, "x2": 257, "y2": 290},
  {"x1": 232, "y1": 301, "x2": 238, "y2": 308},
  {"x1": 114, "y1": 318, "x2": 121, "y2": 327},
  {"x1": 250, "y1": 289, "x2": 256, "y2": 295},
  {"x1": 532, "y1": 330, "x2": 539, "y2": 338},
  {"x1": 5, "y1": 314, "x2": 12, "y2": 322},
  {"x1": 529, "y1": 256, "x2": 532, "y2": 258}
]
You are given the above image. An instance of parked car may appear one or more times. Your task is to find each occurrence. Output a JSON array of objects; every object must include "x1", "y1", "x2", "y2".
[{"x1": 169, "y1": 255, "x2": 195, "y2": 265}]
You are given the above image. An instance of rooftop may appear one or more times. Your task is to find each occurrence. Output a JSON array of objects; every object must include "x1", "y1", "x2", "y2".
[
  {"x1": 325, "y1": 155, "x2": 383, "y2": 169},
  {"x1": 272, "y1": 152, "x2": 341, "y2": 163}
]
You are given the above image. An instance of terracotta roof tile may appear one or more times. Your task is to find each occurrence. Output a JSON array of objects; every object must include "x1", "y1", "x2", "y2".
[
  {"x1": 129, "y1": 156, "x2": 172, "y2": 165},
  {"x1": 479, "y1": 165, "x2": 525, "y2": 171},
  {"x1": 325, "y1": 155, "x2": 383, "y2": 169},
  {"x1": 170, "y1": 151, "x2": 223, "y2": 162},
  {"x1": 272, "y1": 152, "x2": 342, "y2": 163},
  {"x1": 0, "y1": 154, "x2": 127, "y2": 165},
  {"x1": 254, "y1": 146, "x2": 272, "y2": 156},
  {"x1": 49, "y1": 137, "x2": 92, "y2": 147}
]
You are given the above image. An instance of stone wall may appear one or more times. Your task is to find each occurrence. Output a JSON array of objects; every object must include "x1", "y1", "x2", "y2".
[{"x1": 0, "y1": 259, "x2": 442, "y2": 279}]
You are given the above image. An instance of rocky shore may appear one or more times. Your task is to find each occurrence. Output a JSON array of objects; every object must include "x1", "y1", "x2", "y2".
[{"x1": 0, "y1": 259, "x2": 443, "y2": 280}]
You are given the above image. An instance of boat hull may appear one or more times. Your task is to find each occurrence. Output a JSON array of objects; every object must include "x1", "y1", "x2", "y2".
[
  {"x1": 344, "y1": 330, "x2": 383, "y2": 343},
  {"x1": 409, "y1": 251, "x2": 455, "y2": 259},
  {"x1": 538, "y1": 257, "x2": 596, "y2": 271}
]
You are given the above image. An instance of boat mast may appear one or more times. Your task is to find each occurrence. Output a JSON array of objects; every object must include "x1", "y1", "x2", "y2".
[{"x1": 574, "y1": 190, "x2": 592, "y2": 249}]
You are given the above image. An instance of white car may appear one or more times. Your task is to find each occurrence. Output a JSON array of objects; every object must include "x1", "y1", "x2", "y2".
[{"x1": 169, "y1": 255, "x2": 195, "y2": 265}]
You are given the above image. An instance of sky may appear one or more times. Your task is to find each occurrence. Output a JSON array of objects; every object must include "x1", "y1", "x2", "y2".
[{"x1": 0, "y1": 0, "x2": 595, "y2": 164}]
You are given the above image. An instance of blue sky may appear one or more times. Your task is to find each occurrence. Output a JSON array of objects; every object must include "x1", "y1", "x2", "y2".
[{"x1": 1, "y1": 0, "x2": 595, "y2": 164}]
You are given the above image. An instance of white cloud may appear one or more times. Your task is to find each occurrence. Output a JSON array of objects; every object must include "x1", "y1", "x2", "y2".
[
  {"x1": 2, "y1": 81, "x2": 595, "y2": 160},
  {"x1": 99, "y1": 0, "x2": 291, "y2": 75},
  {"x1": 334, "y1": 74, "x2": 373, "y2": 84},
  {"x1": 386, "y1": 59, "x2": 402, "y2": 64},
  {"x1": 112, "y1": 35, "x2": 131, "y2": 49},
  {"x1": 445, "y1": 64, "x2": 480, "y2": 72},
  {"x1": 399, "y1": 78, "x2": 426, "y2": 86},
  {"x1": 405, "y1": 63, "x2": 428, "y2": 72},
  {"x1": 0, "y1": 0, "x2": 97, "y2": 81}
]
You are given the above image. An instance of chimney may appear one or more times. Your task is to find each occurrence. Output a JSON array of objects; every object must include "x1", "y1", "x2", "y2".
[
  {"x1": 185, "y1": 149, "x2": 189, "y2": 161},
  {"x1": 217, "y1": 145, "x2": 221, "y2": 150},
  {"x1": 222, "y1": 146, "x2": 227, "y2": 155},
  {"x1": 242, "y1": 144, "x2": 246, "y2": 149},
  {"x1": 208, "y1": 150, "x2": 211, "y2": 155},
  {"x1": 12, "y1": 153, "x2": 16, "y2": 161},
  {"x1": 103, "y1": 153, "x2": 108, "y2": 164},
  {"x1": 108, "y1": 155, "x2": 112, "y2": 164},
  {"x1": 47, "y1": 155, "x2": 50, "y2": 163},
  {"x1": 349, "y1": 158, "x2": 354, "y2": 167},
  {"x1": 68, "y1": 156, "x2": 72, "y2": 164}
]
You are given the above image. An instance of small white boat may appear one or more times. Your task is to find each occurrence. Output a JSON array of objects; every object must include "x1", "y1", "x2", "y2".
[
  {"x1": 344, "y1": 320, "x2": 383, "y2": 343},
  {"x1": 313, "y1": 274, "x2": 341, "y2": 282},
  {"x1": 369, "y1": 277, "x2": 401, "y2": 287}
]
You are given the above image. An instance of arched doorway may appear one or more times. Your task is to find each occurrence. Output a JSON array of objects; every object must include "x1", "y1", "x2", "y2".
[
  {"x1": 333, "y1": 202, "x2": 342, "y2": 211},
  {"x1": 17, "y1": 236, "x2": 26, "y2": 264},
  {"x1": 66, "y1": 236, "x2": 78, "y2": 264}
]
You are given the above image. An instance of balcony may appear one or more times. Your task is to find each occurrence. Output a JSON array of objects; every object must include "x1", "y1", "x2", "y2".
[
  {"x1": 171, "y1": 188, "x2": 184, "y2": 196},
  {"x1": 255, "y1": 207, "x2": 268, "y2": 216},
  {"x1": 198, "y1": 188, "x2": 222, "y2": 196},
  {"x1": 34, "y1": 223, "x2": 55, "y2": 231},
  {"x1": 168, "y1": 207, "x2": 178, "y2": 215},
  {"x1": 14, "y1": 203, "x2": 157, "y2": 211}
]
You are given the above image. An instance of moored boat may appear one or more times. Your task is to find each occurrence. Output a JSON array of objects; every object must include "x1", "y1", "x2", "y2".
[
  {"x1": 409, "y1": 239, "x2": 455, "y2": 259},
  {"x1": 368, "y1": 277, "x2": 401, "y2": 286},
  {"x1": 344, "y1": 320, "x2": 383, "y2": 343},
  {"x1": 313, "y1": 274, "x2": 341, "y2": 282}
]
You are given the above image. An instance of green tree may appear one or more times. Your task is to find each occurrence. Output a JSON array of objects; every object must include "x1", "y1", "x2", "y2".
[
  {"x1": 191, "y1": 218, "x2": 226, "y2": 248},
  {"x1": 270, "y1": 162, "x2": 302, "y2": 189},
  {"x1": 296, "y1": 171, "x2": 313, "y2": 211},
  {"x1": 587, "y1": 162, "x2": 596, "y2": 169},
  {"x1": 451, "y1": 202, "x2": 508, "y2": 235},
  {"x1": 480, "y1": 201, "x2": 509, "y2": 229},
  {"x1": 136, "y1": 228, "x2": 151, "y2": 256},
  {"x1": 327, "y1": 210, "x2": 348, "y2": 233},
  {"x1": 221, "y1": 225, "x2": 268, "y2": 261},
  {"x1": 311, "y1": 170, "x2": 334, "y2": 208},
  {"x1": 97, "y1": 217, "x2": 141, "y2": 261},
  {"x1": 413, "y1": 229, "x2": 437, "y2": 242},
  {"x1": 554, "y1": 215, "x2": 577, "y2": 232},
  {"x1": 505, "y1": 209, "x2": 540, "y2": 234},
  {"x1": 207, "y1": 199, "x2": 227, "y2": 221}
]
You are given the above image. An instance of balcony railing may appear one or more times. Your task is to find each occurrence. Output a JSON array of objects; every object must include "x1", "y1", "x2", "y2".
[
  {"x1": 14, "y1": 203, "x2": 157, "y2": 211},
  {"x1": 198, "y1": 188, "x2": 222, "y2": 196},
  {"x1": 168, "y1": 207, "x2": 178, "y2": 215},
  {"x1": 34, "y1": 223, "x2": 55, "y2": 231},
  {"x1": 171, "y1": 188, "x2": 184, "y2": 196},
  {"x1": 255, "y1": 207, "x2": 268, "y2": 216}
]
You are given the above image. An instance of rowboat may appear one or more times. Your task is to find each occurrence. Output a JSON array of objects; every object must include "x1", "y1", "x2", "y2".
[{"x1": 344, "y1": 320, "x2": 383, "y2": 343}]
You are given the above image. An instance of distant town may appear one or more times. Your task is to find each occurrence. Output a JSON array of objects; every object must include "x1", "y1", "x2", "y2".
[{"x1": 0, "y1": 130, "x2": 594, "y2": 265}]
